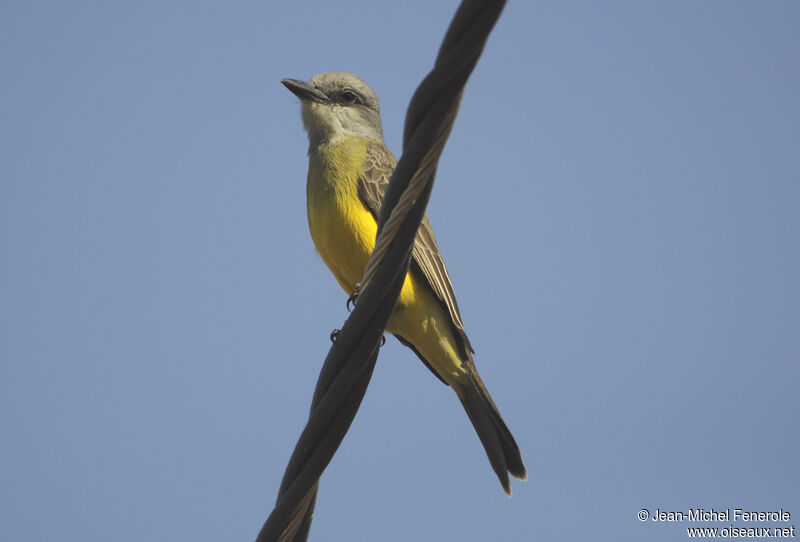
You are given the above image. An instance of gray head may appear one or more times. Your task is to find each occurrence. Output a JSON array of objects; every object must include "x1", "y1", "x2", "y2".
[{"x1": 281, "y1": 72, "x2": 385, "y2": 148}]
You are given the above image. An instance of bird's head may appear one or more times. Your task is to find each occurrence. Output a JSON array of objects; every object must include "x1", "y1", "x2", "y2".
[{"x1": 282, "y1": 72, "x2": 385, "y2": 148}]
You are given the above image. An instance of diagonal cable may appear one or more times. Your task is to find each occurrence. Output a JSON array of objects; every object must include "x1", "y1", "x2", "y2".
[{"x1": 257, "y1": 1, "x2": 506, "y2": 540}]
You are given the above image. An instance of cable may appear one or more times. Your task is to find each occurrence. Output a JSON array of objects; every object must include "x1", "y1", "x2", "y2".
[{"x1": 256, "y1": 1, "x2": 507, "y2": 540}]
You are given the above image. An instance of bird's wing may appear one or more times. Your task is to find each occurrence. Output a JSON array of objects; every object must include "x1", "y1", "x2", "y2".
[{"x1": 357, "y1": 143, "x2": 474, "y2": 357}]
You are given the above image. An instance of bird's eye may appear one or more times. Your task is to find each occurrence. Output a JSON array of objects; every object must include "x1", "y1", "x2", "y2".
[{"x1": 340, "y1": 90, "x2": 358, "y2": 104}]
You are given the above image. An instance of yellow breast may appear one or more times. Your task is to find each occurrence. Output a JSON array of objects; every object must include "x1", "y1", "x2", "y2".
[{"x1": 306, "y1": 137, "x2": 378, "y2": 294}]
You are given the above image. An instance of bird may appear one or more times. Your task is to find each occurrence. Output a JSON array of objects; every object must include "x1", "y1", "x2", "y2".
[{"x1": 281, "y1": 71, "x2": 526, "y2": 495}]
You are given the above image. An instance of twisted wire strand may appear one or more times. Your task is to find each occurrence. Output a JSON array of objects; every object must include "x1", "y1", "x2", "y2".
[{"x1": 257, "y1": 1, "x2": 506, "y2": 540}]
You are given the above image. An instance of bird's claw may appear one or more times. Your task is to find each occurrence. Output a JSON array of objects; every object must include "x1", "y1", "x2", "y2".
[{"x1": 346, "y1": 284, "x2": 361, "y2": 312}]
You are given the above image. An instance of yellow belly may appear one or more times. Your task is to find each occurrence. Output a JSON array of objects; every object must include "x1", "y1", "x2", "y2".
[{"x1": 306, "y1": 137, "x2": 465, "y2": 383}]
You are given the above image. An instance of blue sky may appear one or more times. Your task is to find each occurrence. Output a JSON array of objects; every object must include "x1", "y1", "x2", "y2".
[{"x1": 2, "y1": 1, "x2": 798, "y2": 541}]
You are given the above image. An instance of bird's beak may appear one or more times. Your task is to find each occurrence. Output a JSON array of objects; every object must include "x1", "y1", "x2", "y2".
[{"x1": 281, "y1": 78, "x2": 328, "y2": 104}]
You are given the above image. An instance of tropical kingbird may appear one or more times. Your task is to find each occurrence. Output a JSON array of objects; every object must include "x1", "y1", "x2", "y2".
[{"x1": 281, "y1": 72, "x2": 526, "y2": 495}]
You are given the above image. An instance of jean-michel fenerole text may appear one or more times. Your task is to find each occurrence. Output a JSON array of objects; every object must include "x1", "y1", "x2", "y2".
[{"x1": 651, "y1": 509, "x2": 791, "y2": 522}]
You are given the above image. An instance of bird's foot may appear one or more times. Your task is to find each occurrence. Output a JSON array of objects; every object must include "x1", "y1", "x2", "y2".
[{"x1": 346, "y1": 284, "x2": 361, "y2": 312}]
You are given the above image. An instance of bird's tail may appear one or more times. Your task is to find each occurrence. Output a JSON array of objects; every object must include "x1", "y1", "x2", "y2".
[{"x1": 458, "y1": 366, "x2": 527, "y2": 496}]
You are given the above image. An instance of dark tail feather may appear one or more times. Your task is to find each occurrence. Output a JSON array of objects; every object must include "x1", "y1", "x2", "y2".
[{"x1": 459, "y1": 369, "x2": 527, "y2": 496}]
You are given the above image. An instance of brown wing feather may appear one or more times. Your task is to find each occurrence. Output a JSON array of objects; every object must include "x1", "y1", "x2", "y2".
[
  {"x1": 357, "y1": 143, "x2": 474, "y2": 358},
  {"x1": 359, "y1": 144, "x2": 527, "y2": 490}
]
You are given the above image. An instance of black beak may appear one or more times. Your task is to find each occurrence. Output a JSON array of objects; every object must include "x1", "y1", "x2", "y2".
[{"x1": 281, "y1": 78, "x2": 328, "y2": 103}]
